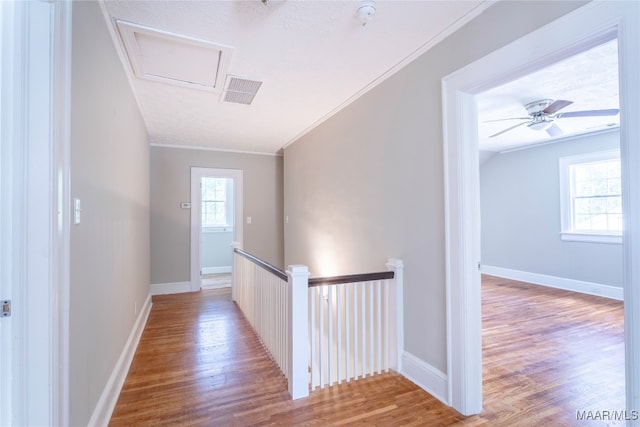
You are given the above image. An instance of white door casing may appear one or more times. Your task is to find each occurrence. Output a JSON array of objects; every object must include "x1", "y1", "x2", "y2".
[
  {"x1": 0, "y1": 0, "x2": 71, "y2": 425},
  {"x1": 190, "y1": 167, "x2": 243, "y2": 291},
  {"x1": 443, "y1": 1, "x2": 639, "y2": 418}
]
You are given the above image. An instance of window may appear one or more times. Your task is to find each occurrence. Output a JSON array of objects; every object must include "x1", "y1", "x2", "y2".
[
  {"x1": 559, "y1": 150, "x2": 622, "y2": 243},
  {"x1": 201, "y1": 177, "x2": 233, "y2": 230}
]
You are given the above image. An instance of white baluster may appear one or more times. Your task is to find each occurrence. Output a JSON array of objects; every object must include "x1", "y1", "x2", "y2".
[
  {"x1": 376, "y1": 280, "x2": 382, "y2": 374},
  {"x1": 345, "y1": 284, "x2": 351, "y2": 382},
  {"x1": 384, "y1": 279, "x2": 390, "y2": 372}
]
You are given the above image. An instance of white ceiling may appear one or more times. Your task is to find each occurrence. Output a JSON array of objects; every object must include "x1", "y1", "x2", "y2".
[
  {"x1": 101, "y1": 0, "x2": 489, "y2": 154},
  {"x1": 477, "y1": 38, "x2": 620, "y2": 153}
]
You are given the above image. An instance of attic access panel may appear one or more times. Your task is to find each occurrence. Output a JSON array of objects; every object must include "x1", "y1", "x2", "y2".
[{"x1": 116, "y1": 20, "x2": 233, "y2": 92}]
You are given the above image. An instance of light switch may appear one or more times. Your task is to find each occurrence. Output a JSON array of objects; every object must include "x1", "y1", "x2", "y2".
[
  {"x1": 246, "y1": 216, "x2": 252, "y2": 224},
  {"x1": 74, "y1": 198, "x2": 81, "y2": 224}
]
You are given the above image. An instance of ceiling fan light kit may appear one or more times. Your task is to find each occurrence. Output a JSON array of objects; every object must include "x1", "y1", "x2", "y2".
[{"x1": 528, "y1": 120, "x2": 552, "y2": 131}]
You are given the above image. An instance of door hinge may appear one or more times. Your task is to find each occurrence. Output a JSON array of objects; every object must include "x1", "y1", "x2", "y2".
[
  {"x1": 2, "y1": 300, "x2": 11, "y2": 317},
  {"x1": 477, "y1": 262, "x2": 482, "y2": 271}
]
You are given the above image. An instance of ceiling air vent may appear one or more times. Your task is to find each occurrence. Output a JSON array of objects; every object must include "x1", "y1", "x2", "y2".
[{"x1": 222, "y1": 76, "x2": 263, "y2": 105}]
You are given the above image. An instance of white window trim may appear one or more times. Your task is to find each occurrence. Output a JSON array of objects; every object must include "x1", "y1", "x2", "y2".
[{"x1": 559, "y1": 149, "x2": 621, "y2": 244}]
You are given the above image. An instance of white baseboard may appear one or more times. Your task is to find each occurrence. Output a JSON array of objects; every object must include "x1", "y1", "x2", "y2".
[
  {"x1": 88, "y1": 293, "x2": 152, "y2": 427},
  {"x1": 201, "y1": 266, "x2": 231, "y2": 275},
  {"x1": 482, "y1": 266, "x2": 623, "y2": 301},
  {"x1": 150, "y1": 281, "x2": 191, "y2": 295},
  {"x1": 201, "y1": 283, "x2": 231, "y2": 290},
  {"x1": 401, "y1": 351, "x2": 448, "y2": 405}
]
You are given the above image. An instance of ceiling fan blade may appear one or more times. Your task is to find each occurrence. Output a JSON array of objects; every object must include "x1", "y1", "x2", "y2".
[
  {"x1": 483, "y1": 117, "x2": 531, "y2": 123},
  {"x1": 543, "y1": 99, "x2": 573, "y2": 114},
  {"x1": 489, "y1": 121, "x2": 530, "y2": 138},
  {"x1": 556, "y1": 109, "x2": 620, "y2": 118},
  {"x1": 546, "y1": 123, "x2": 563, "y2": 137}
]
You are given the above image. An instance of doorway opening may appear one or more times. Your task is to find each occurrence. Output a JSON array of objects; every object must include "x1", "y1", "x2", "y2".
[
  {"x1": 190, "y1": 168, "x2": 243, "y2": 292},
  {"x1": 476, "y1": 36, "x2": 624, "y2": 415},
  {"x1": 442, "y1": 1, "x2": 639, "y2": 417}
]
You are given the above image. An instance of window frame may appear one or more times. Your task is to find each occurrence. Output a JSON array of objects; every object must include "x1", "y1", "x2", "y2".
[{"x1": 559, "y1": 149, "x2": 622, "y2": 244}]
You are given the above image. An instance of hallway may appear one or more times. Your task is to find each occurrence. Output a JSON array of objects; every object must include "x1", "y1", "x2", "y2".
[
  {"x1": 108, "y1": 288, "x2": 463, "y2": 425},
  {"x1": 109, "y1": 278, "x2": 624, "y2": 426}
]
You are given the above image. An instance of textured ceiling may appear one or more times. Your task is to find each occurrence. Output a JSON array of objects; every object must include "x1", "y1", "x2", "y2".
[
  {"x1": 101, "y1": 0, "x2": 488, "y2": 154},
  {"x1": 477, "y1": 38, "x2": 620, "y2": 153}
]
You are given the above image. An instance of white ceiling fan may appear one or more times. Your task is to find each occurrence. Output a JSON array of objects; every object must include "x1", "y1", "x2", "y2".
[{"x1": 487, "y1": 99, "x2": 619, "y2": 138}]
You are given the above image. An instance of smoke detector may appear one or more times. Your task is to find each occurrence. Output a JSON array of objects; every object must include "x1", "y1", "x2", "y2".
[{"x1": 357, "y1": 1, "x2": 376, "y2": 26}]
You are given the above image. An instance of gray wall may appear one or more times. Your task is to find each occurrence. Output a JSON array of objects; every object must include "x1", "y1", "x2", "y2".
[
  {"x1": 202, "y1": 231, "x2": 233, "y2": 270},
  {"x1": 150, "y1": 146, "x2": 284, "y2": 284},
  {"x1": 480, "y1": 131, "x2": 623, "y2": 287},
  {"x1": 69, "y1": 2, "x2": 150, "y2": 425},
  {"x1": 283, "y1": 1, "x2": 586, "y2": 374}
]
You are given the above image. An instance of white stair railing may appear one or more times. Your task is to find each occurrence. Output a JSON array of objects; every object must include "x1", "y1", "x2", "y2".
[
  {"x1": 231, "y1": 244, "x2": 309, "y2": 399},
  {"x1": 232, "y1": 242, "x2": 403, "y2": 398},
  {"x1": 308, "y1": 259, "x2": 404, "y2": 390}
]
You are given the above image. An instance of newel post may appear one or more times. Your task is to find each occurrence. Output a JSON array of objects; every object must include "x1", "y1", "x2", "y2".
[
  {"x1": 230, "y1": 241, "x2": 242, "y2": 301},
  {"x1": 287, "y1": 264, "x2": 310, "y2": 399},
  {"x1": 386, "y1": 258, "x2": 404, "y2": 372}
]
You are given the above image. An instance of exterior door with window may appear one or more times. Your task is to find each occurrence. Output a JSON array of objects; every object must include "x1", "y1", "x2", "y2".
[
  {"x1": 190, "y1": 167, "x2": 243, "y2": 291},
  {"x1": 201, "y1": 177, "x2": 234, "y2": 276}
]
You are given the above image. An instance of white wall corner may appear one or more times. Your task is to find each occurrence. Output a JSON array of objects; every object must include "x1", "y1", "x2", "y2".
[
  {"x1": 482, "y1": 266, "x2": 624, "y2": 301},
  {"x1": 150, "y1": 281, "x2": 191, "y2": 296},
  {"x1": 88, "y1": 293, "x2": 152, "y2": 427},
  {"x1": 401, "y1": 351, "x2": 448, "y2": 406}
]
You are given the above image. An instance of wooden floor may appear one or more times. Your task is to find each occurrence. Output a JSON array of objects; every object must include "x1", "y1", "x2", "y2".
[{"x1": 109, "y1": 276, "x2": 624, "y2": 426}]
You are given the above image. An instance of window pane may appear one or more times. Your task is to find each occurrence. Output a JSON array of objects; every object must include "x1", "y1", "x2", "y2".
[
  {"x1": 607, "y1": 163, "x2": 620, "y2": 178},
  {"x1": 575, "y1": 214, "x2": 592, "y2": 231},
  {"x1": 591, "y1": 198, "x2": 606, "y2": 214},
  {"x1": 607, "y1": 197, "x2": 622, "y2": 214},
  {"x1": 608, "y1": 179, "x2": 621, "y2": 194},
  {"x1": 593, "y1": 179, "x2": 608, "y2": 196},
  {"x1": 574, "y1": 167, "x2": 590, "y2": 183},
  {"x1": 574, "y1": 198, "x2": 590, "y2": 215},
  {"x1": 590, "y1": 214, "x2": 609, "y2": 231},
  {"x1": 575, "y1": 181, "x2": 593, "y2": 197}
]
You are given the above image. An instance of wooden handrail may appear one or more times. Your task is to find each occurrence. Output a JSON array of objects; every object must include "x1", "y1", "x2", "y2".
[
  {"x1": 308, "y1": 271, "x2": 394, "y2": 287},
  {"x1": 233, "y1": 247, "x2": 395, "y2": 286},
  {"x1": 234, "y1": 248, "x2": 288, "y2": 281}
]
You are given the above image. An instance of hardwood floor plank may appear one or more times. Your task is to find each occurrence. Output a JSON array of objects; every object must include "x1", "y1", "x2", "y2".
[{"x1": 110, "y1": 277, "x2": 623, "y2": 426}]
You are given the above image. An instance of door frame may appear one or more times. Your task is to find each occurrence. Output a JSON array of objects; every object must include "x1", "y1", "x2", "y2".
[
  {"x1": 0, "y1": 0, "x2": 71, "y2": 425},
  {"x1": 442, "y1": 1, "x2": 639, "y2": 417},
  {"x1": 190, "y1": 167, "x2": 243, "y2": 291}
]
